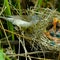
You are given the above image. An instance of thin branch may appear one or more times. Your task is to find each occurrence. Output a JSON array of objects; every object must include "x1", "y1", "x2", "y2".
[
  {"x1": 0, "y1": 20, "x2": 12, "y2": 51},
  {"x1": 0, "y1": 35, "x2": 11, "y2": 41},
  {"x1": 0, "y1": 26, "x2": 32, "y2": 41},
  {"x1": 8, "y1": 51, "x2": 51, "y2": 57},
  {"x1": 8, "y1": 53, "x2": 53, "y2": 60},
  {"x1": 0, "y1": 6, "x2": 7, "y2": 15}
]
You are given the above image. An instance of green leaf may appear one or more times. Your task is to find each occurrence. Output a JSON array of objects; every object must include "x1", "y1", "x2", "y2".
[
  {"x1": 0, "y1": 49, "x2": 5, "y2": 60},
  {"x1": 4, "y1": 0, "x2": 11, "y2": 15},
  {"x1": 37, "y1": 0, "x2": 42, "y2": 8},
  {"x1": 4, "y1": 0, "x2": 14, "y2": 40}
]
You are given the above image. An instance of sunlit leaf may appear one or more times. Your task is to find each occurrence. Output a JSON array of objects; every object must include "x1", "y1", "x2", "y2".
[
  {"x1": 4, "y1": 0, "x2": 14, "y2": 40},
  {"x1": 0, "y1": 49, "x2": 5, "y2": 60}
]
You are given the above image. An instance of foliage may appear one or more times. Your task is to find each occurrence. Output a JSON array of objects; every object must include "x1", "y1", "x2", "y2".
[
  {"x1": 0, "y1": 49, "x2": 5, "y2": 60},
  {"x1": 0, "y1": 0, "x2": 60, "y2": 60},
  {"x1": 4, "y1": 0, "x2": 14, "y2": 40}
]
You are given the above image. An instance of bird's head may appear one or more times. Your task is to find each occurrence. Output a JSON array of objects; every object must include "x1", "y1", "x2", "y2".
[
  {"x1": 53, "y1": 18, "x2": 58, "y2": 25},
  {"x1": 30, "y1": 14, "x2": 40, "y2": 25}
]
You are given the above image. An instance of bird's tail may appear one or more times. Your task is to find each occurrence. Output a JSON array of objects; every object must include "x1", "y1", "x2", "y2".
[
  {"x1": 0, "y1": 16, "x2": 13, "y2": 22},
  {"x1": 0, "y1": 16, "x2": 7, "y2": 20}
]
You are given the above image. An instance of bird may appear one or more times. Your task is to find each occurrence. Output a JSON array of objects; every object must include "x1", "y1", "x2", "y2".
[
  {"x1": 56, "y1": 29, "x2": 60, "y2": 38},
  {"x1": 45, "y1": 18, "x2": 60, "y2": 42},
  {"x1": 52, "y1": 18, "x2": 58, "y2": 32},
  {"x1": 46, "y1": 18, "x2": 58, "y2": 31},
  {"x1": 0, "y1": 15, "x2": 40, "y2": 29},
  {"x1": 49, "y1": 29, "x2": 55, "y2": 37},
  {"x1": 46, "y1": 18, "x2": 58, "y2": 36}
]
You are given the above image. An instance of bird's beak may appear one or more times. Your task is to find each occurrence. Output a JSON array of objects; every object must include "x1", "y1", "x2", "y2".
[
  {"x1": 53, "y1": 18, "x2": 58, "y2": 24},
  {"x1": 53, "y1": 18, "x2": 58, "y2": 32}
]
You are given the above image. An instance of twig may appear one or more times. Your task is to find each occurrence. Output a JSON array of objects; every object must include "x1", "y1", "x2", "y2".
[
  {"x1": 9, "y1": 2, "x2": 20, "y2": 15},
  {"x1": 1, "y1": 40, "x2": 19, "y2": 45},
  {"x1": 34, "y1": 0, "x2": 38, "y2": 9},
  {"x1": 0, "y1": 35, "x2": 11, "y2": 41},
  {"x1": 21, "y1": 31, "x2": 28, "y2": 60},
  {"x1": 18, "y1": 37, "x2": 28, "y2": 60},
  {"x1": 8, "y1": 51, "x2": 50, "y2": 56},
  {"x1": 8, "y1": 53, "x2": 53, "y2": 60},
  {"x1": 0, "y1": 26, "x2": 32, "y2": 41},
  {"x1": 58, "y1": 51, "x2": 60, "y2": 60},
  {"x1": 0, "y1": 6, "x2": 7, "y2": 15},
  {"x1": 0, "y1": 20, "x2": 12, "y2": 51}
]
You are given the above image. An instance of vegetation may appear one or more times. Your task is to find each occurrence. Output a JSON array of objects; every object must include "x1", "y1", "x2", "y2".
[{"x1": 0, "y1": 0, "x2": 60, "y2": 60}]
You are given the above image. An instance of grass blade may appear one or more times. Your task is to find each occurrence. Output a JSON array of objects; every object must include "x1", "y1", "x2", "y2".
[{"x1": 4, "y1": 0, "x2": 14, "y2": 40}]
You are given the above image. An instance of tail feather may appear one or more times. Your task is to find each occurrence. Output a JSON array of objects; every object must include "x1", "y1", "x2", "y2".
[{"x1": 0, "y1": 16, "x2": 7, "y2": 20}]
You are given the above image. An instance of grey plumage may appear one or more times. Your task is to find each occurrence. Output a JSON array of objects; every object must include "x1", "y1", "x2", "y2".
[{"x1": 0, "y1": 15, "x2": 40, "y2": 28}]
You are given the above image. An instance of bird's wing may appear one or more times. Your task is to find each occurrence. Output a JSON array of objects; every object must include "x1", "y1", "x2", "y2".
[
  {"x1": 12, "y1": 19, "x2": 31, "y2": 27},
  {"x1": 0, "y1": 15, "x2": 40, "y2": 28}
]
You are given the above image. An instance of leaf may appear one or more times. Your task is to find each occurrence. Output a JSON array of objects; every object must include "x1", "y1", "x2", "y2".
[
  {"x1": 37, "y1": 0, "x2": 42, "y2": 8},
  {"x1": 4, "y1": 0, "x2": 14, "y2": 40},
  {"x1": 0, "y1": 49, "x2": 5, "y2": 60}
]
